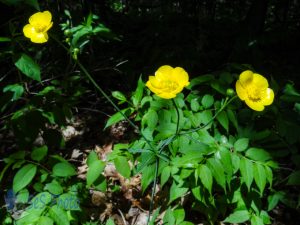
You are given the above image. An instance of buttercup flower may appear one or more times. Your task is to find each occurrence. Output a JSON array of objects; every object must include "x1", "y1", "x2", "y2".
[
  {"x1": 236, "y1": 70, "x2": 274, "y2": 111},
  {"x1": 146, "y1": 65, "x2": 190, "y2": 99},
  {"x1": 23, "y1": 11, "x2": 53, "y2": 44}
]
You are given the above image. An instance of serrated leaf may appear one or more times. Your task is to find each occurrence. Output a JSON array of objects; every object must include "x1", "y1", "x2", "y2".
[
  {"x1": 216, "y1": 111, "x2": 229, "y2": 132},
  {"x1": 52, "y1": 162, "x2": 76, "y2": 177},
  {"x1": 49, "y1": 205, "x2": 70, "y2": 225},
  {"x1": 253, "y1": 163, "x2": 267, "y2": 196},
  {"x1": 223, "y1": 210, "x2": 250, "y2": 223},
  {"x1": 15, "y1": 54, "x2": 41, "y2": 81},
  {"x1": 240, "y1": 158, "x2": 253, "y2": 191},
  {"x1": 114, "y1": 156, "x2": 131, "y2": 178},
  {"x1": 87, "y1": 160, "x2": 105, "y2": 186},
  {"x1": 169, "y1": 182, "x2": 188, "y2": 204},
  {"x1": 141, "y1": 164, "x2": 156, "y2": 192},
  {"x1": 207, "y1": 158, "x2": 226, "y2": 190},
  {"x1": 142, "y1": 109, "x2": 158, "y2": 130},
  {"x1": 234, "y1": 138, "x2": 249, "y2": 152},
  {"x1": 31, "y1": 145, "x2": 48, "y2": 161},
  {"x1": 161, "y1": 166, "x2": 171, "y2": 188},
  {"x1": 246, "y1": 148, "x2": 271, "y2": 161},
  {"x1": 13, "y1": 164, "x2": 37, "y2": 193},
  {"x1": 198, "y1": 164, "x2": 213, "y2": 194}
]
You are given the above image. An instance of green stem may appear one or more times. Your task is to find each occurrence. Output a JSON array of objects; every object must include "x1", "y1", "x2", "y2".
[
  {"x1": 179, "y1": 96, "x2": 237, "y2": 135},
  {"x1": 146, "y1": 158, "x2": 159, "y2": 225},
  {"x1": 172, "y1": 99, "x2": 180, "y2": 135}
]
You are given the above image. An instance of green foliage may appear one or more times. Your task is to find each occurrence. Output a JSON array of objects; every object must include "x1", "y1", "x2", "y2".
[{"x1": 105, "y1": 71, "x2": 300, "y2": 224}]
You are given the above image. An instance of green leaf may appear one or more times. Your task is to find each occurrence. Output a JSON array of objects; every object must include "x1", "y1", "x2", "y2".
[
  {"x1": 87, "y1": 151, "x2": 99, "y2": 167},
  {"x1": 201, "y1": 94, "x2": 214, "y2": 108},
  {"x1": 227, "y1": 109, "x2": 238, "y2": 129},
  {"x1": 234, "y1": 138, "x2": 249, "y2": 152},
  {"x1": 267, "y1": 191, "x2": 284, "y2": 211},
  {"x1": 250, "y1": 215, "x2": 264, "y2": 225},
  {"x1": 216, "y1": 111, "x2": 229, "y2": 132},
  {"x1": 174, "y1": 208, "x2": 185, "y2": 224},
  {"x1": 45, "y1": 180, "x2": 63, "y2": 195},
  {"x1": 31, "y1": 145, "x2": 48, "y2": 161},
  {"x1": 141, "y1": 164, "x2": 156, "y2": 192},
  {"x1": 163, "y1": 207, "x2": 176, "y2": 225},
  {"x1": 223, "y1": 210, "x2": 250, "y2": 223},
  {"x1": 161, "y1": 166, "x2": 171, "y2": 188},
  {"x1": 198, "y1": 164, "x2": 213, "y2": 194},
  {"x1": 112, "y1": 91, "x2": 127, "y2": 101},
  {"x1": 104, "y1": 107, "x2": 133, "y2": 129},
  {"x1": 0, "y1": 36, "x2": 11, "y2": 42},
  {"x1": 49, "y1": 205, "x2": 70, "y2": 225},
  {"x1": 169, "y1": 182, "x2": 188, "y2": 204},
  {"x1": 37, "y1": 216, "x2": 54, "y2": 225},
  {"x1": 191, "y1": 98, "x2": 200, "y2": 111},
  {"x1": 52, "y1": 162, "x2": 76, "y2": 177},
  {"x1": 57, "y1": 193, "x2": 80, "y2": 210},
  {"x1": 105, "y1": 218, "x2": 115, "y2": 225},
  {"x1": 207, "y1": 158, "x2": 226, "y2": 190},
  {"x1": 246, "y1": 148, "x2": 271, "y2": 161},
  {"x1": 13, "y1": 164, "x2": 37, "y2": 193},
  {"x1": 87, "y1": 160, "x2": 106, "y2": 187},
  {"x1": 15, "y1": 54, "x2": 41, "y2": 81},
  {"x1": 240, "y1": 158, "x2": 253, "y2": 191},
  {"x1": 3, "y1": 83, "x2": 24, "y2": 101},
  {"x1": 253, "y1": 163, "x2": 267, "y2": 196},
  {"x1": 142, "y1": 109, "x2": 158, "y2": 130},
  {"x1": 188, "y1": 74, "x2": 214, "y2": 89},
  {"x1": 16, "y1": 189, "x2": 29, "y2": 203},
  {"x1": 287, "y1": 170, "x2": 300, "y2": 185},
  {"x1": 132, "y1": 76, "x2": 144, "y2": 107},
  {"x1": 114, "y1": 156, "x2": 131, "y2": 178}
]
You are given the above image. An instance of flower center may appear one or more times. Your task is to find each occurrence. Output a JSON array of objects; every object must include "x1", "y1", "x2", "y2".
[
  {"x1": 247, "y1": 86, "x2": 262, "y2": 102},
  {"x1": 162, "y1": 80, "x2": 179, "y2": 91},
  {"x1": 34, "y1": 24, "x2": 47, "y2": 33}
]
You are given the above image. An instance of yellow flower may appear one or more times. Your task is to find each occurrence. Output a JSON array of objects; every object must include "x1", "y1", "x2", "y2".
[
  {"x1": 146, "y1": 65, "x2": 190, "y2": 99},
  {"x1": 23, "y1": 11, "x2": 53, "y2": 44},
  {"x1": 236, "y1": 70, "x2": 274, "y2": 111}
]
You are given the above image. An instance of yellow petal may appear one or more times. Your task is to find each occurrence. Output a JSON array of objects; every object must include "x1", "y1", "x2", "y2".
[
  {"x1": 261, "y1": 88, "x2": 274, "y2": 106},
  {"x1": 239, "y1": 70, "x2": 253, "y2": 87},
  {"x1": 252, "y1": 73, "x2": 268, "y2": 90},
  {"x1": 23, "y1": 24, "x2": 36, "y2": 38},
  {"x1": 236, "y1": 81, "x2": 247, "y2": 100},
  {"x1": 245, "y1": 99, "x2": 264, "y2": 111},
  {"x1": 156, "y1": 92, "x2": 176, "y2": 99},
  {"x1": 30, "y1": 32, "x2": 48, "y2": 43},
  {"x1": 155, "y1": 65, "x2": 173, "y2": 80},
  {"x1": 29, "y1": 11, "x2": 52, "y2": 27},
  {"x1": 146, "y1": 80, "x2": 161, "y2": 95},
  {"x1": 173, "y1": 67, "x2": 189, "y2": 87},
  {"x1": 148, "y1": 76, "x2": 162, "y2": 89}
]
